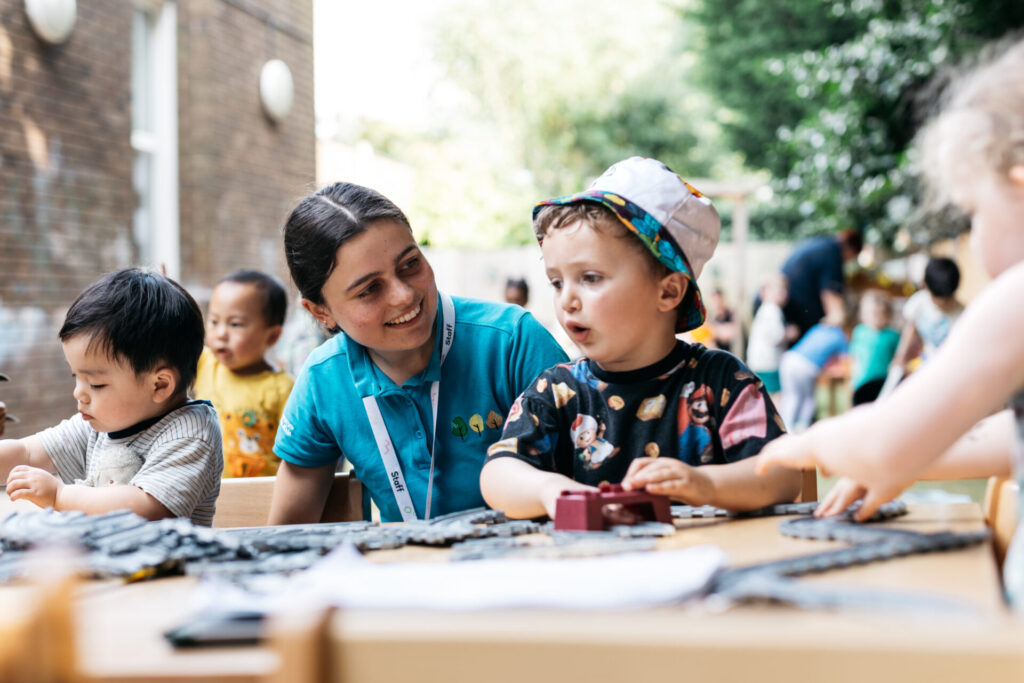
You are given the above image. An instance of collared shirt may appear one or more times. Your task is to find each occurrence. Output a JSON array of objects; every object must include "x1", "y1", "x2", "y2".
[
  {"x1": 39, "y1": 400, "x2": 223, "y2": 526},
  {"x1": 274, "y1": 295, "x2": 567, "y2": 522}
]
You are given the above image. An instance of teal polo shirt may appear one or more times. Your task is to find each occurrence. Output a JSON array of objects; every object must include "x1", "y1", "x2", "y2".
[{"x1": 274, "y1": 295, "x2": 567, "y2": 522}]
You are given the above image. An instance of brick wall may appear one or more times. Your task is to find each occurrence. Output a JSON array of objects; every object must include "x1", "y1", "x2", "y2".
[
  {"x1": 178, "y1": 0, "x2": 315, "y2": 295},
  {"x1": 0, "y1": 0, "x2": 314, "y2": 438}
]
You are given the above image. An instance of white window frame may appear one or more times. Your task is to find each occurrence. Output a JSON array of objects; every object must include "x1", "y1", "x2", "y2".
[{"x1": 131, "y1": 2, "x2": 179, "y2": 279}]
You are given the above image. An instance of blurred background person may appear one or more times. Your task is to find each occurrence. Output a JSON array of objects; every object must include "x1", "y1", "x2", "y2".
[
  {"x1": 778, "y1": 306, "x2": 850, "y2": 432},
  {"x1": 709, "y1": 288, "x2": 739, "y2": 354},
  {"x1": 779, "y1": 228, "x2": 863, "y2": 345},
  {"x1": 891, "y1": 256, "x2": 964, "y2": 374},
  {"x1": 504, "y1": 277, "x2": 530, "y2": 308},
  {"x1": 746, "y1": 273, "x2": 790, "y2": 401},
  {"x1": 849, "y1": 291, "x2": 900, "y2": 405}
]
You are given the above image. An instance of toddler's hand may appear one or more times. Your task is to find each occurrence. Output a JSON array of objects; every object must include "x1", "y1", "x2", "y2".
[
  {"x1": 756, "y1": 429, "x2": 908, "y2": 521},
  {"x1": 814, "y1": 477, "x2": 866, "y2": 518},
  {"x1": 621, "y1": 457, "x2": 713, "y2": 505},
  {"x1": 6, "y1": 465, "x2": 61, "y2": 508}
]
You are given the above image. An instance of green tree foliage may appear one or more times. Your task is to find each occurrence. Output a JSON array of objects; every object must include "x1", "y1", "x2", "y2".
[
  {"x1": 409, "y1": 0, "x2": 736, "y2": 246},
  {"x1": 689, "y1": 0, "x2": 1024, "y2": 246},
  {"x1": 686, "y1": 0, "x2": 868, "y2": 178}
]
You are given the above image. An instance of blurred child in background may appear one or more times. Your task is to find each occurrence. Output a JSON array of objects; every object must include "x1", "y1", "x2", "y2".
[
  {"x1": 849, "y1": 291, "x2": 900, "y2": 405},
  {"x1": 709, "y1": 288, "x2": 738, "y2": 353},
  {"x1": 746, "y1": 273, "x2": 790, "y2": 400},
  {"x1": 778, "y1": 308, "x2": 848, "y2": 432},
  {"x1": 504, "y1": 277, "x2": 530, "y2": 308},
  {"x1": 891, "y1": 256, "x2": 963, "y2": 372},
  {"x1": 194, "y1": 270, "x2": 294, "y2": 478}
]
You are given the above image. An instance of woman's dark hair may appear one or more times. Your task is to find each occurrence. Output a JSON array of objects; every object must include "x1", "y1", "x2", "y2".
[
  {"x1": 283, "y1": 183, "x2": 411, "y2": 305},
  {"x1": 59, "y1": 268, "x2": 205, "y2": 394},
  {"x1": 219, "y1": 269, "x2": 287, "y2": 326},
  {"x1": 924, "y1": 256, "x2": 961, "y2": 298}
]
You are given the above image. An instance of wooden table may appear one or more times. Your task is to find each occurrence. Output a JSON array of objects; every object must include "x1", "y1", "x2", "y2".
[{"x1": 3, "y1": 498, "x2": 1023, "y2": 682}]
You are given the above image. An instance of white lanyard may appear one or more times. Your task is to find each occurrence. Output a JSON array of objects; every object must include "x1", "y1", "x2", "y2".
[{"x1": 361, "y1": 292, "x2": 455, "y2": 522}]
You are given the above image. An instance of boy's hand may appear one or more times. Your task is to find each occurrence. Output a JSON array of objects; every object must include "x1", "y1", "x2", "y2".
[
  {"x1": 621, "y1": 457, "x2": 714, "y2": 505},
  {"x1": 6, "y1": 465, "x2": 61, "y2": 508}
]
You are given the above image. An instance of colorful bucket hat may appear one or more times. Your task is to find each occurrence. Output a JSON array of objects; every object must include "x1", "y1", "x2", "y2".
[{"x1": 533, "y1": 157, "x2": 721, "y2": 332}]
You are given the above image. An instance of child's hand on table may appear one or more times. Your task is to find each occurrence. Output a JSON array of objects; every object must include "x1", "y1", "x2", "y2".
[
  {"x1": 756, "y1": 421, "x2": 911, "y2": 521},
  {"x1": 621, "y1": 457, "x2": 713, "y2": 505},
  {"x1": 6, "y1": 465, "x2": 61, "y2": 508}
]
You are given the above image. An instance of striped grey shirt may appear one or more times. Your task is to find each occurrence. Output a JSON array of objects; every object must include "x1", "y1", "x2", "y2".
[{"x1": 39, "y1": 401, "x2": 223, "y2": 526}]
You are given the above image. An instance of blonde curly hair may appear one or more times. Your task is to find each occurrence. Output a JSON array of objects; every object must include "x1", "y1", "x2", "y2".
[{"x1": 918, "y1": 38, "x2": 1024, "y2": 207}]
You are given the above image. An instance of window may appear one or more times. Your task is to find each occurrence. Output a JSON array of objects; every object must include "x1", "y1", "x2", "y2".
[{"x1": 131, "y1": 3, "x2": 179, "y2": 278}]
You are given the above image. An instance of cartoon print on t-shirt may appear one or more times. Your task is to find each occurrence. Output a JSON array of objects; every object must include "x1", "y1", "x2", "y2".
[
  {"x1": 678, "y1": 381, "x2": 714, "y2": 464},
  {"x1": 222, "y1": 409, "x2": 281, "y2": 477},
  {"x1": 570, "y1": 362, "x2": 607, "y2": 392},
  {"x1": 570, "y1": 413, "x2": 619, "y2": 469}
]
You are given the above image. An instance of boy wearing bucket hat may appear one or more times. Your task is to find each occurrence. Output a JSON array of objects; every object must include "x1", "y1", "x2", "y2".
[{"x1": 481, "y1": 157, "x2": 800, "y2": 519}]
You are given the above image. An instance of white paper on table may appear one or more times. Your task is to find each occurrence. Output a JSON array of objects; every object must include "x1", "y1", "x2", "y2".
[{"x1": 195, "y1": 543, "x2": 727, "y2": 612}]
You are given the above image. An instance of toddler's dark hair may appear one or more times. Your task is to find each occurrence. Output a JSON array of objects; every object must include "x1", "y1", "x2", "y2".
[
  {"x1": 59, "y1": 268, "x2": 205, "y2": 395},
  {"x1": 923, "y1": 257, "x2": 961, "y2": 298},
  {"x1": 219, "y1": 269, "x2": 287, "y2": 326}
]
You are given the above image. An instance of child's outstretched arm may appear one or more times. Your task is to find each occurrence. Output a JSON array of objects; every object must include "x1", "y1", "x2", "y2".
[
  {"x1": 480, "y1": 457, "x2": 593, "y2": 519},
  {"x1": 758, "y1": 262, "x2": 1024, "y2": 520},
  {"x1": 813, "y1": 410, "x2": 1014, "y2": 517},
  {"x1": 7, "y1": 464, "x2": 170, "y2": 519},
  {"x1": 622, "y1": 456, "x2": 801, "y2": 511},
  {"x1": 0, "y1": 435, "x2": 54, "y2": 481}
]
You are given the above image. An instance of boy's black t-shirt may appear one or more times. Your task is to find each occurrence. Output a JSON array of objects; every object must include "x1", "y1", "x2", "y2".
[{"x1": 487, "y1": 342, "x2": 786, "y2": 485}]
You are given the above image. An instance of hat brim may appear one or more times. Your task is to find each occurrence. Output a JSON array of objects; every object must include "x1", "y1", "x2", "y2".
[{"x1": 534, "y1": 191, "x2": 706, "y2": 333}]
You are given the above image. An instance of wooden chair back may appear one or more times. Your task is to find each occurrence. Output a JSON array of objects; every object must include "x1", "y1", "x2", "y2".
[
  {"x1": 265, "y1": 605, "x2": 335, "y2": 683},
  {"x1": 795, "y1": 468, "x2": 817, "y2": 503},
  {"x1": 983, "y1": 475, "x2": 1019, "y2": 567},
  {"x1": 213, "y1": 471, "x2": 364, "y2": 528}
]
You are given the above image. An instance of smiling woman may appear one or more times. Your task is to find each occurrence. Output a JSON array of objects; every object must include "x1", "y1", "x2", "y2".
[{"x1": 268, "y1": 183, "x2": 568, "y2": 524}]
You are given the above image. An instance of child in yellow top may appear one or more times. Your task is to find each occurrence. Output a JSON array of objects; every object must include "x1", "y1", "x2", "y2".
[{"x1": 195, "y1": 270, "x2": 294, "y2": 477}]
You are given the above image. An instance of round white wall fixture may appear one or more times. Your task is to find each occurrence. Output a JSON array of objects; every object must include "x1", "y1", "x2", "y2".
[
  {"x1": 259, "y1": 59, "x2": 294, "y2": 123},
  {"x1": 25, "y1": 0, "x2": 77, "y2": 45}
]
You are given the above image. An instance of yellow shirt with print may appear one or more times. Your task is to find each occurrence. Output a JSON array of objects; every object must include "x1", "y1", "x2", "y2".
[{"x1": 194, "y1": 348, "x2": 294, "y2": 478}]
